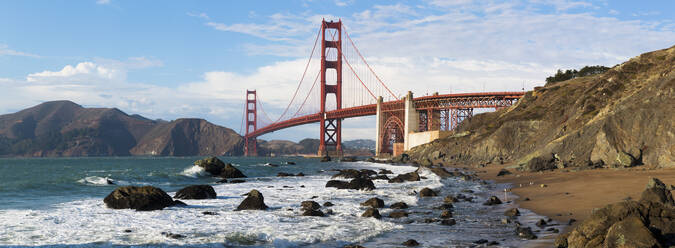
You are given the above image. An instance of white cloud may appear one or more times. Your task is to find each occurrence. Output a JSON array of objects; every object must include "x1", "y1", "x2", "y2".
[
  {"x1": 0, "y1": 44, "x2": 40, "y2": 58},
  {"x1": 187, "y1": 12, "x2": 210, "y2": 20},
  {"x1": 96, "y1": 0, "x2": 111, "y2": 5}
]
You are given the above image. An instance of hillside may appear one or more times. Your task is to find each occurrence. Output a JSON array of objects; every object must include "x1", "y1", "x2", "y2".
[
  {"x1": 258, "y1": 138, "x2": 374, "y2": 156},
  {"x1": 408, "y1": 45, "x2": 675, "y2": 170},
  {"x1": 0, "y1": 101, "x2": 242, "y2": 157}
]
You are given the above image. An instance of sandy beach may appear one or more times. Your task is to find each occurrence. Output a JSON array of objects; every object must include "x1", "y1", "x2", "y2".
[{"x1": 443, "y1": 162, "x2": 675, "y2": 238}]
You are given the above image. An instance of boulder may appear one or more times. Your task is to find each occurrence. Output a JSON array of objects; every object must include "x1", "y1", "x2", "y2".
[
  {"x1": 388, "y1": 172, "x2": 420, "y2": 183},
  {"x1": 321, "y1": 156, "x2": 331, "y2": 162},
  {"x1": 419, "y1": 187, "x2": 438, "y2": 197},
  {"x1": 326, "y1": 180, "x2": 350, "y2": 189},
  {"x1": 104, "y1": 186, "x2": 177, "y2": 211},
  {"x1": 361, "y1": 208, "x2": 381, "y2": 219},
  {"x1": 640, "y1": 177, "x2": 674, "y2": 205},
  {"x1": 389, "y1": 211, "x2": 408, "y2": 218},
  {"x1": 323, "y1": 201, "x2": 334, "y2": 207},
  {"x1": 391, "y1": 202, "x2": 409, "y2": 209},
  {"x1": 340, "y1": 156, "x2": 358, "y2": 162},
  {"x1": 371, "y1": 174, "x2": 390, "y2": 180},
  {"x1": 521, "y1": 155, "x2": 557, "y2": 172},
  {"x1": 348, "y1": 178, "x2": 376, "y2": 191},
  {"x1": 504, "y1": 208, "x2": 520, "y2": 217},
  {"x1": 221, "y1": 163, "x2": 247, "y2": 178},
  {"x1": 332, "y1": 169, "x2": 374, "y2": 179},
  {"x1": 536, "y1": 219, "x2": 547, "y2": 227},
  {"x1": 194, "y1": 157, "x2": 226, "y2": 175},
  {"x1": 483, "y1": 196, "x2": 502, "y2": 205},
  {"x1": 604, "y1": 216, "x2": 659, "y2": 248},
  {"x1": 427, "y1": 167, "x2": 454, "y2": 178},
  {"x1": 277, "y1": 172, "x2": 294, "y2": 177},
  {"x1": 402, "y1": 239, "x2": 419, "y2": 246},
  {"x1": 497, "y1": 169, "x2": 512, "y2": 176},
  {"x1": 174, "y1": 185, "x2": 217, "y2": 200},
  {"x1": 236, "y1": 190, "x2": 268, "y2": 210},
  {"x1": 301, "y1": 201, "x2": 321, "y2": 211},
  {"x1": 361, "y1": 197, "x2": 385, "y2": 208},
  {"x1": 302, "y1": 209, "x2": 325, "y2": 217},
  {"x1": 379, "y1": 169, "x2": 393, "y2": 174}
]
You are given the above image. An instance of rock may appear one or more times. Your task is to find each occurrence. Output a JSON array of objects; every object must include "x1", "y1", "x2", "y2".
[
  {"x1": 567, "y1": 218, "x2": 576, "y2": 225},
  {"x1": 348, "y1": 178, "x2": 376, "y2": 191},
  {"x1": 323, "y1": 202, "x2": 334, "y2": 207},
  {"x1": 604, "y1": 216, "x2": 659, "y2": 248},
  {"x1": 521, "y1": 155, "x2": 557, "y2": 172},
  {"x1": 229, "y1": 179, "x2": 246, "y2": 184},
  {"x1": 391, "y1": 202, "x2": 409, "y2": 209},
  {"x1": 277, "y1": 172, "x2": 294, "y2": 177},
  {"x1": 435, "y1": 203, "x2": 454, "y2": 210},
  {"x1": 341, "y1": 156, "x2": 357, "y2": 162},
  {"x1": 428, "y1": 167, "x2": 454, "y2": 178},
  {"x1": 104, "y1": 186, "x2": 177, "y2": 211},
  {"x1": 326, "y1": 180, "x2": 350, "y2": 189},
  {"x1": 554, "y1": 233, "x2": 569, "y2": 248},
  {"x1": 216, "y1": 179, "x2": 228, "y2": 183},
  {"x1": 504, "y1": 208, "x2": 520, "y2": 217},
  {"x1": 444, "y1": 195, "x2": 459, "y2": 203},
  {"x1": 321, "y1": 156, "x2": 331, "y2": 162},
  {"x1": 332, "y1": 169, "x2": 367, "y2": 179},
  {"x1": 440, "y1": 210, "x2": 453, "y2": 219},
  {"x1": 194, "y1": 157, "x2": 226, "y2": 175},
  {"x1": 361, "y1": 198, "x2": 385, "y2": 208},
  {"x1": 402, "y1": 239, "x2": 419, "y2": 246},
  {"x1": 361, "y1": 208, "x2": 381, "y2": 219},
  {"x1": 284, "y1": 161, "x2": 296, "y2": 165},
  {"x1": 419, "y1": 187, "x2": 438, "y2": 197},
  {"x1": 419, "y1": 158, "x2": 433, "y2": 167},
  {"x1": 161, "y1": 232, "x2": 186, "y2": 239},
  {"x1": 483, "y1": 196, "x2": 502, "y2": 205},
  {"x1": 173, "y1": 185, "x2": 217, "y2": 200},
  {"x1": 516, "y1": 227, "x2": 537, "y2": 239},
  {"x1": 172, "y1": 200, "x2": 187, "y2": 206},
  {"x1": 389, "y1": 211, "x2": 408, "y2": 218},
  {"x1": 343, "y1": 245, "x2": 365, "y2": 248},
  {"x1": 264, "y1": 163, "x2": 279, "y2": 167},
  {"x1": 301, "y1": 201, "x2": 321, "y2": 211},
  {"x1": 536, "y1": 219, "x2": 547, "y2": 227},
  {"x1": 221, "y1": 163, "x2": 247, "y2": 178},
  {"x1": 202, "y1": 211, "x2": 218, "y2": 215},
  {"x1": 296, "y1": 173, "x2": 305, "y2": 177},
  {"x1": 497, "y1": 169, "x2": 512, "y2": 176},
  {"x1": 474, "y1": 239, "x2": 488, "y2": 244},
  {"x1": 302, "y1": 209, "x2": 325, "y2": 217},
  {"x1": 615, "y1": 151, "x2": 636, "y2": 167},
  {"x1": 640, "y1": 177, "x2": 674, "y2": 205},
  {"x1": 379, "y1": 169, "x2": 393, "y2": 174},
  {"x1": 440, "y1": 219, "x2": 456, "y2": 226},
  {"x1": 388, "y1": 172, "x2": 420, "y2": 183},
  {"x1": 236, "y1": 190, "x2": 268, "y2": 210}
]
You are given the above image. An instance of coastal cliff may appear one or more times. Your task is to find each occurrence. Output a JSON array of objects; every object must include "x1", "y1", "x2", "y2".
[{"x1": 407, "y1": 45, "x2": 675, "y2": 169}]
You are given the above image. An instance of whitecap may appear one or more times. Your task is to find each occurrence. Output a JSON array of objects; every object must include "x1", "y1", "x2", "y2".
[
  {"x1": 180, "y1": 165, "x2": 209, "y2": 178},
  {"x1": 77, "y1": 176, "x2": 115, "y2": 186}
]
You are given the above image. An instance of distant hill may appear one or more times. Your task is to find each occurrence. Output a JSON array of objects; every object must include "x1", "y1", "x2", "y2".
[
  {"x1": 258, "y1": 138, "x2": 374, "y2": 156},
  {"x1": 0, "y1": 101, "x2": 243, "y2": 157}
]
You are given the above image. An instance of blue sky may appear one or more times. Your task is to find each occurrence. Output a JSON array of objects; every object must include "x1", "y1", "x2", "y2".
[{"x1": 1, "y1": 0, "x2": 673, "y2": 141}]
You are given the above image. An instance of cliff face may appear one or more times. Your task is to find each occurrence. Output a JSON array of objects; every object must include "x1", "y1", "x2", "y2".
[
  {"x1": 408, "y1": 45, "x2": 675, "y2": 169},
  {"x1": 0, "y1": 101, "x2": 243, "y2": 157}
]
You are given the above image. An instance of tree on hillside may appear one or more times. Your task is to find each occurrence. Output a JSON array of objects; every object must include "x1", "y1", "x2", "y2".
[{"x1": 546, "y1": 65, "x2": 610, "y2": 85}]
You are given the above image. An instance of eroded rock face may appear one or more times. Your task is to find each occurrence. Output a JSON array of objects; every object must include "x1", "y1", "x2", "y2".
[
  {"x1": 556, "y1": 177, "x2": 675, "y2": 248},
  {"x1": 194, "y1": 157, "x2": 226, "y2": 175},
  {"x1": 221, "y1": 163, "x2": 247, "y2": 178},
  {"x1": 361, "y1": 197, "x2": 385, "y2": 208},
  {"x1": 104, "y1": 186, "x2": 177, "y2": 211},
  {"x1": 174, "y1": 185, "x2": 217, "y2": 200},
  {"x1": 236, "y1": 190, "x2": 268, "y2": 210}
]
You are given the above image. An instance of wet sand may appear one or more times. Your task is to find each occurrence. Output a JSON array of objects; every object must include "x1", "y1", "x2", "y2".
[{"x1": 447, "y1": 163, "x2": 675, "y2": 233}]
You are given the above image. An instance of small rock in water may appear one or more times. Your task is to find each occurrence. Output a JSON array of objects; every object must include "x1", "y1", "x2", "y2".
[
  {"x1": 323, "y1": 201, "x2": 334, "y2": 207},
  {"x1": 419, "y1": 187, "x2": 438, "y2": 197},
  {"x1": 301, "y1": 201, "x2": 321, "y2": 211},
  {"x1": 389, "y1": 211, "x2": 408, "y2": 218},
  {"x1": 123, "y1": 229, "x2": 133, "y2": 233},
  {"x1": 174, "y1": 185, "x2": 217, "y2": 200},
  {"x1": 361, "y1": 197, "x2": 384, "y2": 208},
  {"x1": 440, "y1": 219, "x2": 456, "y2": 226},
  {"x1": 546, "y1": 227, "x2": 559, "y2": 233},
  {"x1": 391, "y1": 202, "x2": 409, "y2": 209},
  {"x1": 161, "y1": 232, "x2": 186, "y2": 239},
  {"x1": 229, "y1": 179, "x2": 246, "y2": 184},
  {"x1": 443, "y1": 195, "x2": 459, "y2": 203},
  {"x1": 361, "y1": 208, "x2": 381, "y2": 219},
  {"x1": 302, "y1": 209, "x2": 325, "y2": 217},
  {"x1": 516, "y1": 227, "x2": 537, "y2": 239},
  {"x1": 434, "y1": 203, "x2": 453, "y2": 210},
  {"x1": 501, "y1": 218, "x2": 511, "y2": 224},
  {"x1": 202, "y1": 211, "x2": 218, "y2": 215},
  {"x1": 423, "y1": 218, "x2": 439, "y2": 223},
  {"x1": 311, "y1": 196, "x2": 318, "y2": 199},
  {"x1": 236, "y1": 189, "x2": 268, "y2": 211},
  {"x1": 504, "y1": 208, "x2": 520, "y2": 217},
  {"x1": 343, "y1": 245, "x2": 365, "y2": 248},
  {"x1": 402, "y1": 239, "x2": 420, "y2": 246},
  {"x1": 440, "y1": 210, "x2": 453, "y2": 219},
  {"x1": 474, "y1": 239, "x2": 488, "y2": 244},
  {"x1": 483, "y1": 196, "x2": 502, "y2": 205},
  {"x1": 535, "y1": 219, "x2": 547, "y2": 227}
]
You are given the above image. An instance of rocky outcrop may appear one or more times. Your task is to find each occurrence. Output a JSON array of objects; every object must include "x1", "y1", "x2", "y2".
[
  {"x1": 391, "y1": 202, "x2": 409, "y2": 209},
  {"x1": 483, "y1": 196, "x2": 502, "y2": 205},
  {"x1": 236, "y1": 190, "x2": 268, "y2": 210},
  {"x1": 362, "y1": 208, "x2": 381, "y2": 219},
  {"x1": 194, "y1": 157, "x2": 227, "y2": 175},
  {"x1": 406, "y1": 45, "x2": 675, "y2": 169},
  {"x1": 326, "y1": 178, "x2": 376, "y2": 191},
  {"x1": 419, "y1": 188, "x2": 438, "y2": 197},
  {"x1": 555, "y1": 178, "x2": 674, "y2": 247},
  {"x1": 221, "y1": 163, "x2": 247, "y2": 178},
  {"x1": 104, "y1": 186, "x2": 179, "y2": 211},
  {"x1": 301, "y1": 201, "x2": 321, "y2": 211},
  {"x1": 174, "y1": 185, "x2": 217, "y2": 200},
  {"x1": 389, "y1": 211, "x2": 408, "y2": 218},
  {"x1": 388, "y1": 172, "x2": 421, "y2": 183}
]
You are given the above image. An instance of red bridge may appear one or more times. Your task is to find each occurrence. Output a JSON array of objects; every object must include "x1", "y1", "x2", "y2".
[{"x1": 242, "y1": 19, "x2": 524, "y2": 157}]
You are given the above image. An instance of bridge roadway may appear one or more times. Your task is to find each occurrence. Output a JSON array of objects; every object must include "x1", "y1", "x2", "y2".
[{"x1": 247, "y1": 91, "x2": 525, "y2": 138}]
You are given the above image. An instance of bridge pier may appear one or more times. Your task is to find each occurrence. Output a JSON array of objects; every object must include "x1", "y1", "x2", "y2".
[
  {"x1": 375, "y1": 96, "x2": 383, "y2": 155},
  {"x1": 403, "y1": 91, "x2": 419, "y2": 153}
]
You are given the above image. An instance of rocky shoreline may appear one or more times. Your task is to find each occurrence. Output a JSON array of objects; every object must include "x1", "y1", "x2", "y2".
[{"x1": 99, "y1": 156, "x2": 571, "y2": 247}]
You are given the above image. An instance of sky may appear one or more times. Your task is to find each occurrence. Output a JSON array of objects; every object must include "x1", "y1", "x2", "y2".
[{"x1": 1, "y1": 0, "x2": 674, "y2": 142}]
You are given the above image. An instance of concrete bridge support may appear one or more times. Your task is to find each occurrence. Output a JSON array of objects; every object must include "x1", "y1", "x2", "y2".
[{"x1": 403, "y1": 91, "x2": 419, "y2": 153}]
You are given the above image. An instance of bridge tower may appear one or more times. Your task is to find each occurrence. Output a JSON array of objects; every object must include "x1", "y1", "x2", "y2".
[
  {"x1": 318, "y1": 19, "x2": 343, "y2": 157},
  {"x1": 244, "y1": 90, "x2": 257, "y2": 156}
]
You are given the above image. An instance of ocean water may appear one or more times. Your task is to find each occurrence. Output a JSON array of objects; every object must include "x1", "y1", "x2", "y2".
[{"x1": 0, "y1": 157, "x2": 556, "y2": 247}]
